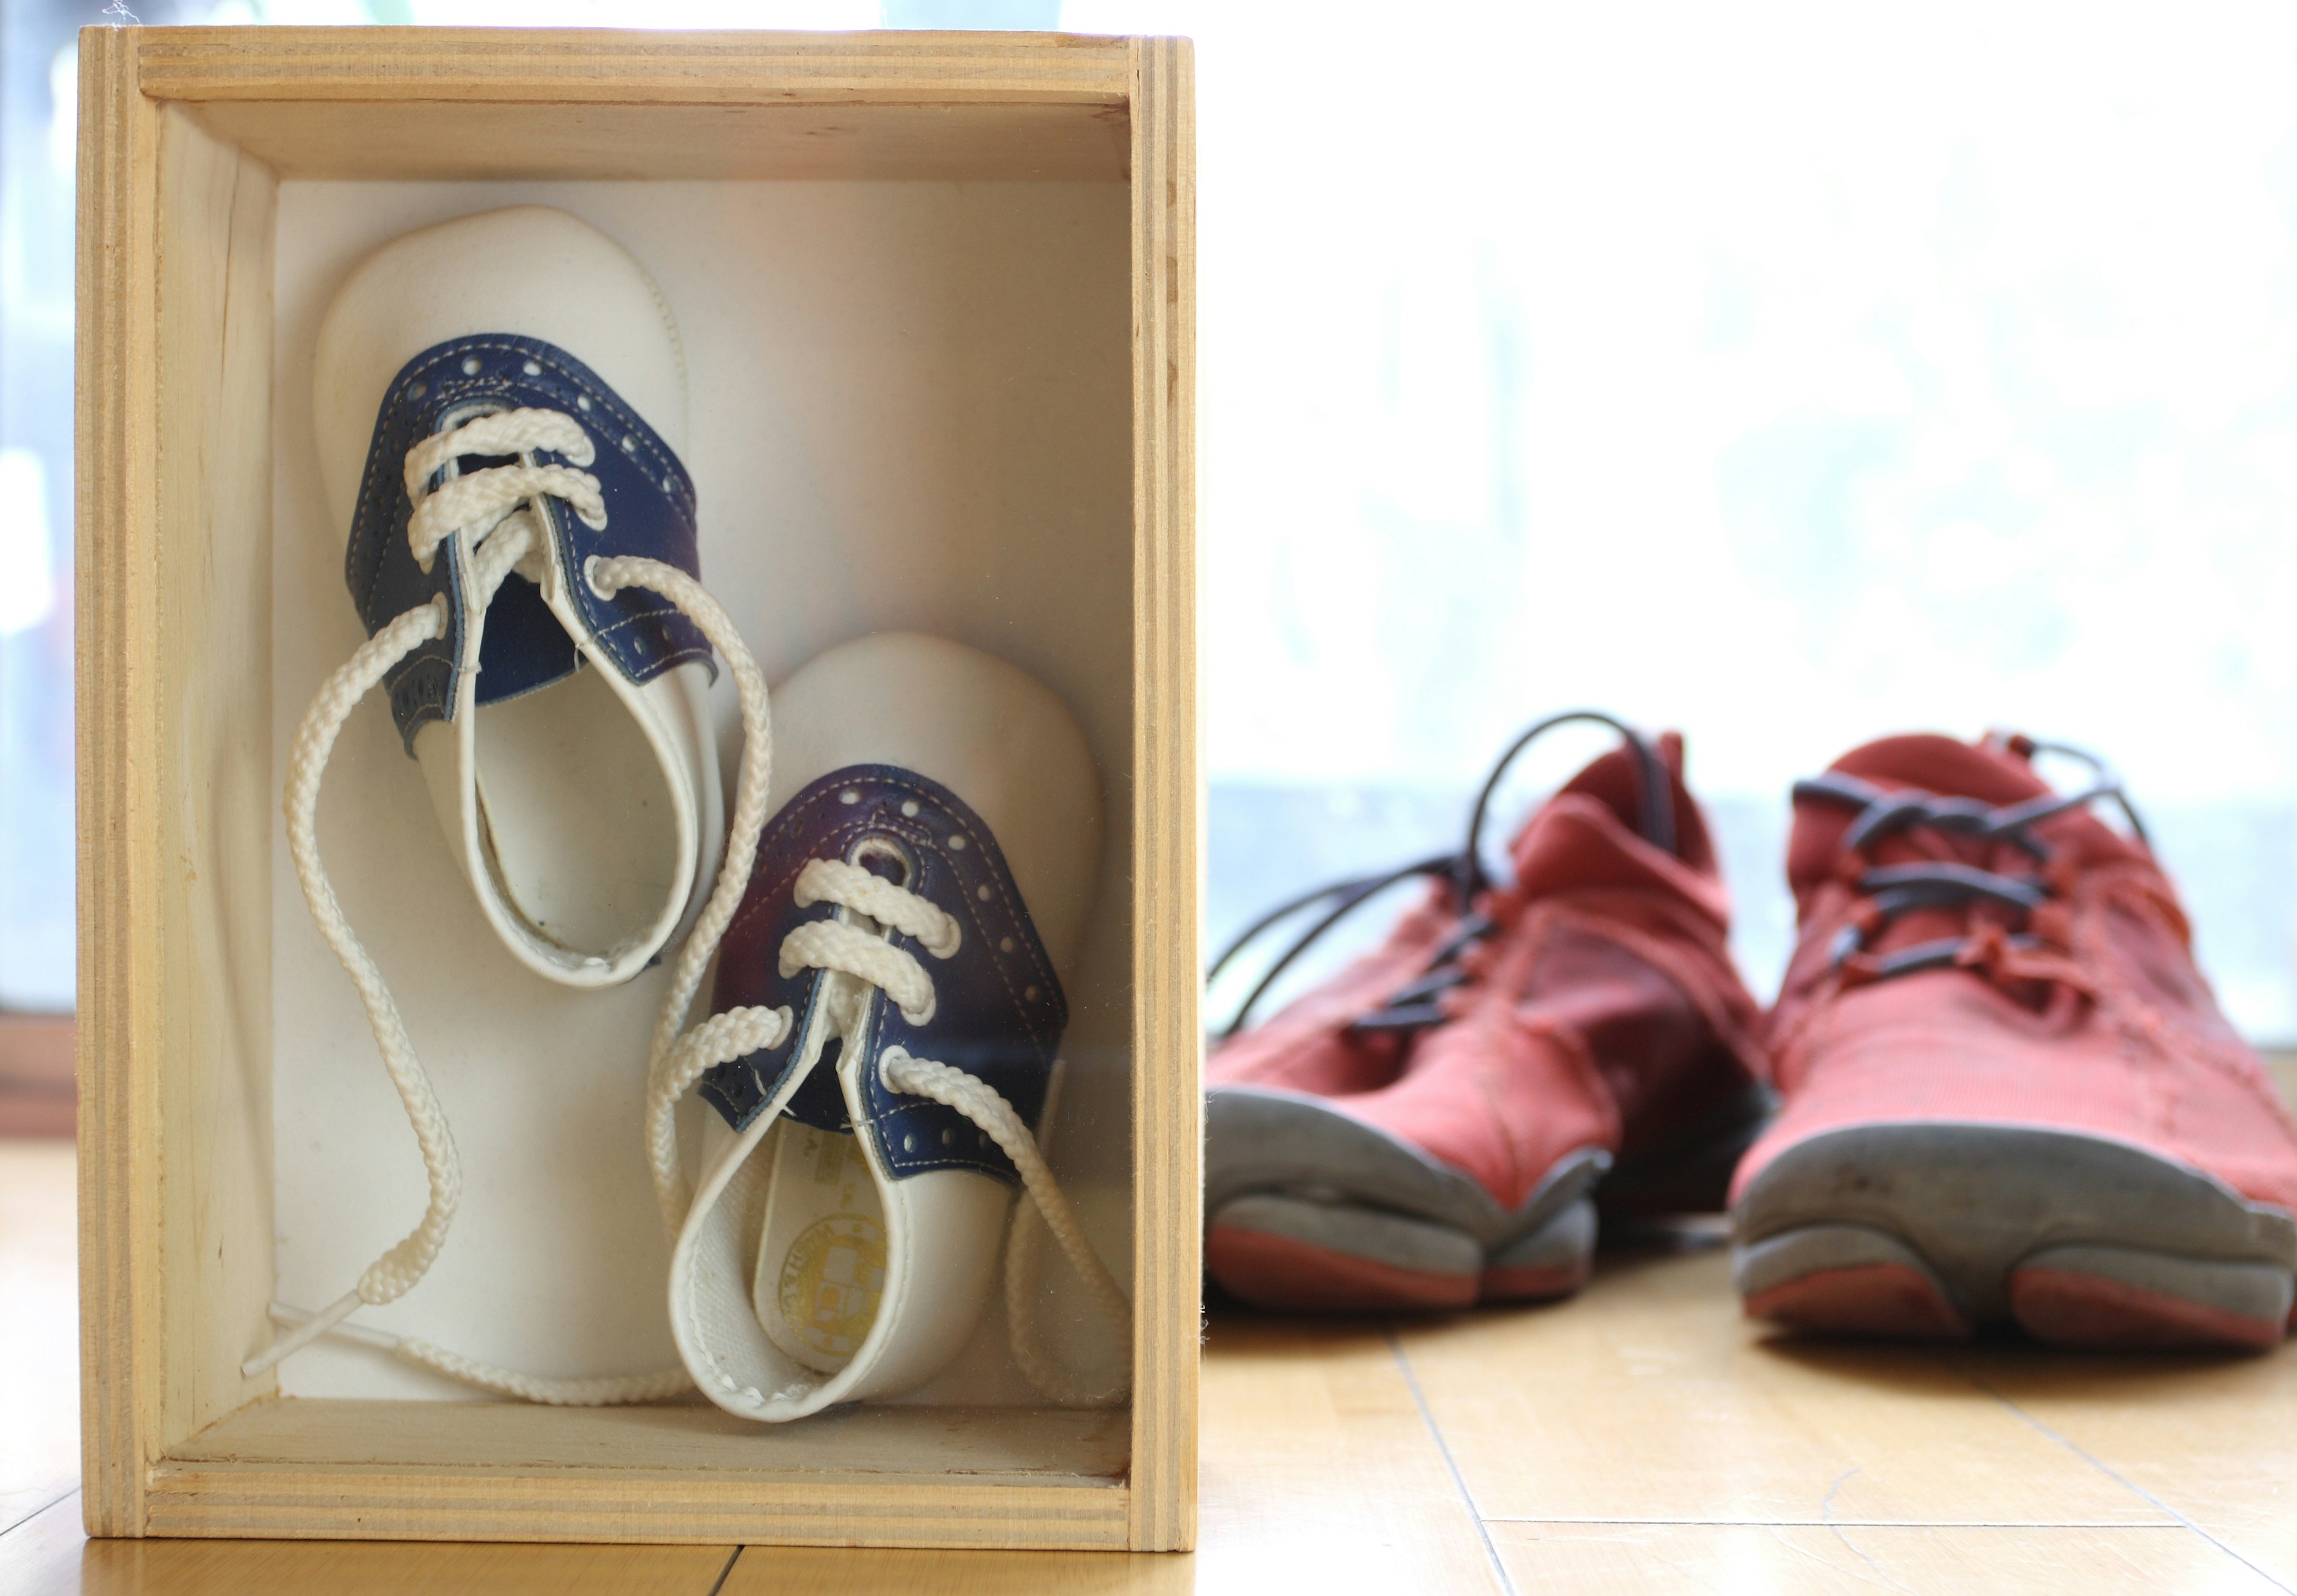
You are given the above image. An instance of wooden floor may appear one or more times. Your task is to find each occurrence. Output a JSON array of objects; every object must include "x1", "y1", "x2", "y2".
[{"x1": 6, "y1": 1061, "x2": 2296, "y2": 1592}]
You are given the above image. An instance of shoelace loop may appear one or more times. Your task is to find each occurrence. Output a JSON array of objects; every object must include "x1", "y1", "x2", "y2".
[
  {"x1": 404, "y1": 408, "x2": 606, "y2": 572},
  {"x1": 249, "y1": 412, "x2": 753, "y2": 1405},
  {"x1": 656, "y1": 859, "x2": 1131, "y2": 1409},
  {"x1": 260, "y1": 401, "x2": 1124, "y2": 1408}
]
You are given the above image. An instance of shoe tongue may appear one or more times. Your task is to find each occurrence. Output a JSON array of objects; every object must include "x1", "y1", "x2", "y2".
[
  {"x1": 1506, "y1": 735, "x2": 1729, "y2": 925},
  {"x1": 1550, "y1": 731, "x2": 1684, "y2": 839},
  {"x1": 1832, "y1": 732, "x2": 2052, "y2": 808}
]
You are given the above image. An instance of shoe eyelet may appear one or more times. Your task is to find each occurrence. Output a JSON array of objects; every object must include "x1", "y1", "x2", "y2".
[
  {"x1": 840, "y1": 788, "x2": 861, "y2": 805},
  {"x1": 576, "y1": 395, "x2": 593, "y2": 412},
  {"x1": 522, "y1": 360, "x2": 542, "y2": 376},
  {"x1": 901, "y1": 801, "x2": 919, "y2": 818},
  {"x1": 903, "y1": 1134, "x2": 917, "y2": 1153},
  {"x1": 976, "y1": 885, "x2": 991, "y2": 901},
  {"x1": 948, "y1": 835, "x2": 967, "y2": 851},
  {"x1": 1000, "y1": 937, "x2": 1015, "y2": 954},
  {"x1": 461, "y1": 356, "x2": 481, "y2": 376},
  {"x1": 407, "y1": 379, "x2": 427, "y2": 400}
]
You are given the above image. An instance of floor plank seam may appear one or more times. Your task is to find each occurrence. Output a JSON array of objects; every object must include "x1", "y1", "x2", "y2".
[
  {"x1": 1477, "y1": 1518, "x2": 2213, "y2": 1529},
  {"x1": 1966, "y1": 1373, "x2": 2297, "y2": 1595},
  {"x1": 1383, "y1": 1326, "x2": 1518, "y2": 1596},
  {"x1": 1816, "y1": 1464, "x2": 1908, "y2": 1593},
  {"x1": 0, "y1": 1485, "x2": 80, "y2": 1546},
  {"x1": 705, "y1": 1545, "x2": 741, "y2": 1595}
]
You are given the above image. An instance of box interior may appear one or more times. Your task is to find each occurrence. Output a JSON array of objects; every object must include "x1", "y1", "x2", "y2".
[{"x1": 156, "y1": 98, "x2": 1137, "y2": 1488}]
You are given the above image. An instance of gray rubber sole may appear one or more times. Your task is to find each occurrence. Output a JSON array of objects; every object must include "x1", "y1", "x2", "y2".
[
  {"x1": 1205, "y1": 1080, "x2": 1775, "y2": 1310},
  {"x1": 1205, "y1": 1083, "x2": 1608, "y2": 1251},
  {"x1": 1205, "y1": 1191, "x2": 1598, "y2": 1309},
  {"x1": 1733, "y1": 1122, "x2": 2297, "y2": 1341}
]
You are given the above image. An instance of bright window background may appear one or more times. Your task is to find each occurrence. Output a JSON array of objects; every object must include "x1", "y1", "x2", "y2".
[{"x1": 7, "y1": 4, "x2": 2297, "y2": 1040}]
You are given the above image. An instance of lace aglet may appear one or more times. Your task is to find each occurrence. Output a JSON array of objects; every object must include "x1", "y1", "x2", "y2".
[{"x1": 242, "y1": 1289, "x2": 363, "y2": 1377}]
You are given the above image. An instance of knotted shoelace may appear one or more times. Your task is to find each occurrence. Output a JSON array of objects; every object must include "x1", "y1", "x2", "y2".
[
  {"x1": 255, "y1": 405, "x2": 1126, "y2": 1406},
  {"x1": 1798, "y1": 740, "x2": 2150, "y2": 992},
  {"x1": 645, "y1": 856, "x2": 1133, "y2": 1409}
]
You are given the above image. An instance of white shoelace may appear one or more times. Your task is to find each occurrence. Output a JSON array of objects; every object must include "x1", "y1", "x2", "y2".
[
  {"x1": 254, "y1": 404, "x2": 1128, "y2": 1408},
  {"x1": 246, "y1": 407, "x2": 758, "y2": 1400}
]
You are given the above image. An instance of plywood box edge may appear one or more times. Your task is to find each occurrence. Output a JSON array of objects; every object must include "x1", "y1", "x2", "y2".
[
  {"x1": 124, "y1": 24, "x2": 1139, "y2": 105},
  {"x1": 75, "y1": 21, "x2": 162, "y2": 1540},
  {"x1": 1124, "y1": 32, "x2": 1200, "y2": 1555},
  {"x1": 75, "y1": 24, "x2": 1199, "y2": 1552}
]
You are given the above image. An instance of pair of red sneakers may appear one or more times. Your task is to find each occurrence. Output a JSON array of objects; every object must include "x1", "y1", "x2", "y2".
[{"x1": 1205, "y1": 718, "x2": 2297, "y2": 1349}]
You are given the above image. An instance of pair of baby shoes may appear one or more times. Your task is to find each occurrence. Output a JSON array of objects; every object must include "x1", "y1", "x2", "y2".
[{"x1": 246, "y1": 206, "x2": 1127, "y2": 1420}]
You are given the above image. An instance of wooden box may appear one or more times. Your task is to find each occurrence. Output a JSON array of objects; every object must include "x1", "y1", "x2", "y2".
[{"x1": 75, "y1": 26, "x2": 1196, "y2": 1549}]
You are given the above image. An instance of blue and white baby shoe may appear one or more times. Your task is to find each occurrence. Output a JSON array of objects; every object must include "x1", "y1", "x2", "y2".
[
  {"x1": 308, "y1": 204, "x2": 725, "y2": 987},
  {"x1": 250, "y1": 207, "x2": 746, "y2": 1384},
  {"x1": 652, "y1": 632, "x2": 1132, "y2": 1420}
]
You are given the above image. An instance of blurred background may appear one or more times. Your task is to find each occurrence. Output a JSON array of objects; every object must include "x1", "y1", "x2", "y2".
[{"x1": 9, "y1": 2, "x2": 2297, "y2": 1131}]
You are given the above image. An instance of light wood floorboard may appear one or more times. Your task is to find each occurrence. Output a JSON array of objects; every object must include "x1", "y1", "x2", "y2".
[
  {"x1": 0, "y1": 1140, "x2": 79, "y2": 1538},
  {"x1": 10, "y1": 1070, "x2": 2297, "y2": 1592},
  {"x1": 1399, "y1": 1230, "x2": 2174, "y2": 1528},
  {"x1": 1966, "y1": 1345, "x2": 2297, "y2": 1591},
  {"x1": 1492, "y1": 1522, "x2": 2286, "y2": 1594},
  {"x1": 3, "y1": 1496, "x2": 736, "y2": 1595}
]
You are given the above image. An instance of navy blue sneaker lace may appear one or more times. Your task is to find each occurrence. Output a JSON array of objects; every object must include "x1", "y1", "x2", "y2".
[{"x1": 1796, "y1": 734, "x2": 2150, "y2": 985}]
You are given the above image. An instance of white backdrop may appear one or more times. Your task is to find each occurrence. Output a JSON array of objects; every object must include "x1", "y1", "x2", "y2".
[
  {"x1": 1065, "y1": 1, "x2": 2297, "y2": 1032},
  {"x1": 8, "y1": 1, "x2": 2297, "y2": 1035}
]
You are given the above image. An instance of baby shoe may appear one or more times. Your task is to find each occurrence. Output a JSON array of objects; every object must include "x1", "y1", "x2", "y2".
[
  {"x1": 249, "y1": 206, "x2": 739, "y2": 1383},
  {"x1": 308, "y1": 203, "x2": 724, "y2": 985},
  {"x1": 653, "y1": 633, "x2": 1131, "y2": 1420},
  {"x1": 1205, "y1": 715, "x2": 1771, "y2": 1312},
  {"x1": 1734, "y1": 733, "x2": 2297, "y2": 1349}
]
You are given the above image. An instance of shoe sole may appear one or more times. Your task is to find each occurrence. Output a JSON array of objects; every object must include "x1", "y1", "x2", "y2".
[
  {"x1": 1205, "y1": 1083, "x2": 1611, "y2": 1250},
  {"x1": 1204, "y1": 1083, "x2": 1771, "y2": 1312},
  {"x1": 1205, "y1": 1193, "x2": 1597, "y2": 1312},
  {"x1": 1733, "y1": 1123, "x2": 2297, "y2": 1350}
]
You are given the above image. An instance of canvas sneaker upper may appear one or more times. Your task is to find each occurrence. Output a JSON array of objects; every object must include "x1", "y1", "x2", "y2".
[
  {"x1": 1320, "y1": 734, "x2": 1768, "y2": 1215},
  {"x1": 1203, "y1": 720, "x2": 1769, "y2": 1312},
  {"x1": 1739, "y1": 732, "x2": 2297, "y2": 1216},
  {"x1": 1731, "y1": 732, "x2": 2297, "y2": 1348}
]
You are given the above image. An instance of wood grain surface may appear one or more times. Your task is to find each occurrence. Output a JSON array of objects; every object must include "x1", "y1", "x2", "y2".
[
  {"x1": 1123, "y1": 31, "x2": 1201, "y2": 1557},
  {"x1": 73, "y1": 25, "x2": 163, "y2": 1540},
  {"x1": 131, "y1": 26, "x2": 1134, "y2": 103}
]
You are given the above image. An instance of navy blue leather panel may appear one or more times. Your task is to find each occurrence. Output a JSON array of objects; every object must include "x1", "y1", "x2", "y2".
[
  {"x1": 343, "y1": 334, "x2": 710, "y2": 753},
  {"x1": 699, "y1": 765, "x2": 1071, "y2": 1188}
]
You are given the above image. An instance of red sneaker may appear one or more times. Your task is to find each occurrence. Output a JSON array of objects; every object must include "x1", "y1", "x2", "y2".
[
  {"x1": 1733, "y1": 733, "x2": 2297, "y2": 1350},
  {"x1": 1205, "y1": 716, "x2": 1770, "y2": 1312}
]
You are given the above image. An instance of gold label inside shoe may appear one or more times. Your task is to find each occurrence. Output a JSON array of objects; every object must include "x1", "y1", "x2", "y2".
[{"x1": 778, "y1": 1213, "x2": 888, "y2": 1359}]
